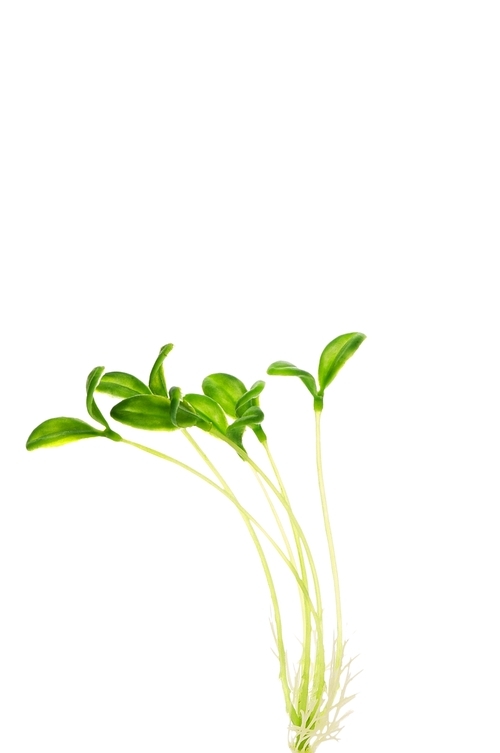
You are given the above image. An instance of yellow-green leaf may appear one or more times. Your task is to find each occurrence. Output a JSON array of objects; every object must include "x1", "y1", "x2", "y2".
[
  {"x1": 149, "y1": 344, "x2": 174, "y2": 397},
  {"x1": 202, "y1": 373, "x2": 247, "y2": 418},
  {"x1": 96, "y1": 372, "x2": 151, "y2": 398},
  {"x1": 318, "y1": 333, "x2": 366, "y2": 394},
  {"x1": 26, "y1": 417, "x2": 104, "y2": 450}
]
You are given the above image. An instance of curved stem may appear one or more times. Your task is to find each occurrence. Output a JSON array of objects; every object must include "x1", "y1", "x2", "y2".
[
  {"x1": 315, "y1": 411, "x2": 342, "y2": 673},
  {"x1": 247, "y1": 446, "x2": 326, "y2": 713},
  {"x1": 211, "y1": 427, "x2": 328, "y2": 721},
  {"x1": 122, "y1": 436, "x2": 314, "y2": 616},
  {"x1": 180, "y1": 430, "x2": 299, "y2": 723},
  {"x1": 211, "y1": 429, "x2": 327, "y2": 713},
  {"x1": 212, "y1": 432, "x2": 324, "y2": 618},
  {"x1": 263, "y1": 441, "x2": 312, "y2": 715},
  {"x1": 179, "y1": 431, "x2": 310, "y2": 599},
  {"x1": 121, "y1": 438, "x2": 226, "y2": 494},
  {"x1": 211, "y1": 429, "x2": 284, "y2": 499},
  {"x1": 251, "y1": 467, "x2": 297, "y2": 568}
]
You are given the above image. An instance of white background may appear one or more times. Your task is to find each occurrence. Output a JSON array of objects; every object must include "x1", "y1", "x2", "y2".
[{"x1": 1, "y1": 1, "x2": 499, "y2": 751}]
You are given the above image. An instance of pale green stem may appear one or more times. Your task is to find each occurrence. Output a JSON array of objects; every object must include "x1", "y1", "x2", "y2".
[
  {"x1": 121, "y1": 438, "x2": 225, "y2": 493},
  {"x1": 211, "y1": 432, "x2": 324, "y2": 626},
  {"x1": 180, "y1": 429, "x2": 298, "y2": 723},
  {"x1": 211, "y1": 429, "x2": 284, "y2": 499},
  {"x1": 122, "y1": 437, "x2": 314, "y2": 616},
  {"x1": 315, "y1": 410, "x2": 342, "y2": 673},
  {"x1": 239, "y1": 437, "x2": 326, "y2": 712},
  {"x1": 251, "y1": 468, "x2": 297, "y2": 568},
  {"x1": 263, "y1": 440, "x2": 312, "y2": 716}
]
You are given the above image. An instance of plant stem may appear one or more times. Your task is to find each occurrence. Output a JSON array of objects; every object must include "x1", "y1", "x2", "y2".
[
  {"x1": 188, "y1": 429, "x2": 328, "y2": 724},
  {"x1": 122, "y1": 436, "x2": 313, "y2": 614},
  {"x1": 246, "y1": 441, "x2": 326, "y2": 713},
  {"x1": 251, "y1": 467, "x2": 297, "y2": 569},
  {"x1": 263, "y1": 441, "x2": 312, "y2": 716},
  {"x1": 180, "y1": 430, "x2": 299, "y2": 723},
  {"x1": 121, "y1": 438, "x2": 226, "y2": 493},
  {"x1": 315, "y1": 410, "x2": 342, "y2": 673}
]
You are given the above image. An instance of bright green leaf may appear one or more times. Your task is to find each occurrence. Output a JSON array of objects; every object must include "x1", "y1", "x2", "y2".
[
  {"x1": 267, "y1": 361, "x2": 318, "y2": 397},
  {"x1": 169, "y1": 386, "x2": 182, "y2": 427},
  {"x1": 26, "y1": 417, "x2": 104, "y2": 450},
  {"x1": 149, "y1": 344, "x2": 174, "y2": 397},
  {"x1": 183, "y1": 393, "x2": 228, "y2": 434},
  {"x1": 236, "y1": 380, "x2": 265, "y2": 416},
  {"x1": 318, "y1": 333, "x2": 366, "y2": 394},
  {"x1": 202, "y1": 373, "x2": 247, "y2": 418},
  {"x1": 86, "y1": 366, "x2": 110, "y2": 430},
  {"x1": 110, "y1": 395, "x2": 200, "y2": 431},
  {"x1": 226, "y1": 406, "x2": 265, "y2": 450},
  {"x1": 96, "y1": 372, "x2": 151, "y2": 398},
  {"x1": 179, "y1": 401, "x2": 212, "y2": 432}
]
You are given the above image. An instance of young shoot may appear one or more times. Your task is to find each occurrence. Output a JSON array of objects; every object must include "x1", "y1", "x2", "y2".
[{"x1": 26, "y1": 333, "x2": 366, "y2": 752}]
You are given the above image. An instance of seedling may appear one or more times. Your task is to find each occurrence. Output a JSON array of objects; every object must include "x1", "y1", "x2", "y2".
[{"x1": 26, "y1": 333, "x2": 366, "y2": 752}]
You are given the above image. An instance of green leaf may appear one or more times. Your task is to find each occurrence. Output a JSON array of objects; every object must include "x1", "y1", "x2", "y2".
[
  {"x1": 235, "y1": 380, "x2": 265, "y2": 416},
  {"x1": 267, "y1": 361, "x2": 318, "y2": 397},
  {"x1": 202, "y1": 373, "x2": 247, "y2": 418},
  {"x1": 318, "y1": 332, "x2": 366, "y2": 394},
  {"x1": 26, "y1": 417, "x2": 104, "y2": 450},
  {"x1": 183, "y1": 393, "x2": 228, "y2": 434},
  {"x1": 110, "y1": 395, "x2": 200, "y2": 431},
  {"x1": 96, "y1": 372, "x2": 151, "y2": 398},
  {"x1": 169, "y1": 386, "x2": 182, "y2": 427},
  {"x1": 86, "y1": 366, "x2": 110, "y2": 430},
  {"x1": 149, "y1": 343, "x2": 174, "y2": 397},
  {"x1": 226, "y1": 406, "x2": 265, "y2": 450},
  {"x1": 178, "y1": 401, "x2": 212, "y2": 432}
]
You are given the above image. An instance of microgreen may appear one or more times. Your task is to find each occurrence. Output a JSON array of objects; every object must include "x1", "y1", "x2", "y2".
[
  {"x1": 25, "y1": 416, "x2": 105, "y2": 450},
  {"x1": 149, "y1": 342, "x2": 173, "y2": 397},
  {"x1": 96, "y1": 371, "x2": 151, "y2": 398},
  {"x1": 26, "y1": 333, "x2": 366, "y2": 752},
  {"x1": 202, "y1": 372, "x2": 247, "y2": 417}
]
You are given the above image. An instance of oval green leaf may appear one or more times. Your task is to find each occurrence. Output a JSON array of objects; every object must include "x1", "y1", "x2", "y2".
[
  {"x1": 111, "y1": 395, "x2": 176, "y2": 431},
  {"x1": 318, "y1": 332, "x2": 366, "y2": 394},
  {"x1": 235, "y1": 380, "x2": 265, "y2": 416},
  {"x1": 149, "y1": 343, "x2": 174, "y2": 397},
  {"x1": 202, "y1": 373, "x2": 247, "y2": 418},
  {"x1": 267, "y1": 361, "x2": 317, "y2": 397},
  {"x1": 226, "y1": 406, "x2": 265, "y2": 449},
  {"x1": 183, "y1": 393, "x2": 228, "y2": 434},
  {"x1": 26, "y1": 417, "x2": 104, "y2": 450},
  {"x1": 178, "y1": 400, "x2": 212, "y2": 431},
  {"x1": 96, "y1": 372, "x2": 151, "y2": 398},
  {"x1": 110, "y1": 395, "x2": 201, "y2": 431},
  {"x1": 86, "y1": 366, "x2": 110, "y2": 430}
]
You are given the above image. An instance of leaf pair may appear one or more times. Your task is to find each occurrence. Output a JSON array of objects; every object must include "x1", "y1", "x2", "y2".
[
  {"x1": 184, "y1": 372, "x2": 267, "y2": 450},
  {"x1": 94, "y1": 345, "x2": 209, "y2": 433},
  {"x1": 95, "y1": 342, "x2": 172, "y2": 401},
  {"x1": 26, "y1": 343, "x2": 270, "y2": 451},
  {"x1": 202, "y1": 374, "x2": 265, "y2": 418},
  {"x1": 100, "y1": 359, "x2": 266, "y2": 450},
  {"x1": 226, "y1": 405, "x2": 265, "y2": 448},
  {"x1": 26, "y1": 343, "x2": 177, "y2": 450},
  {"x1": 182, "y1": 394, "x2": 228, "y2": 435},
  {"x1": 26, "y1": 366, "x2": 121, "y2": 451},
  {"x1": 267, "y1": 332, "x2": 366, "y2": 410}
]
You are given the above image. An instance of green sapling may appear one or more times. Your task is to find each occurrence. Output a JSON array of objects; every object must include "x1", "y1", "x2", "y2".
[{"x1": 26, "y1": 332, "x2": 366, "y2": 752}]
